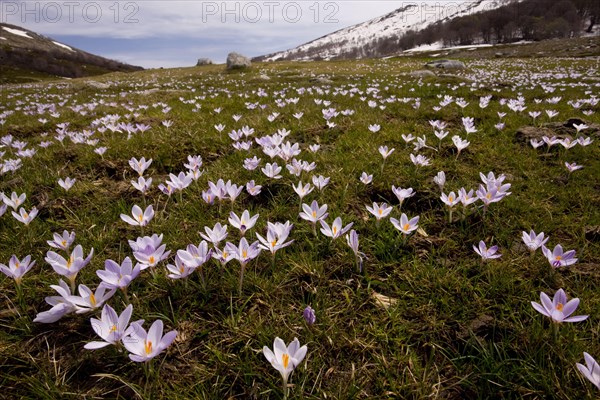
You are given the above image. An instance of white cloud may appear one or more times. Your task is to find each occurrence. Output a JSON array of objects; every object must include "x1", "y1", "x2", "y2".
[{"x1": 2, "y1": 1, "x2": 462, "y2": 67}]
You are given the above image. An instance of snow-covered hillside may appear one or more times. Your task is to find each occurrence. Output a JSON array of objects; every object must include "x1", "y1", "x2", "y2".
[
  {"x1": 0, "y1": 23, "x2": 142, "y2": 80},
  {"x1": 260, "y1": 0, "x2": 513, "y2": 61}
]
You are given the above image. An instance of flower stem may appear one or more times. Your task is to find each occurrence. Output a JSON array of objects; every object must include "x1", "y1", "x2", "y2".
[
  {"x1": 121, "y1": 287, "x2": 130, "y2": 304},
  {"x1": 238, "y1": 263, "x2": 246, "y2": 296},
  {"x1": 283, "y1": 377, "x2": 288, "y2": 400}
]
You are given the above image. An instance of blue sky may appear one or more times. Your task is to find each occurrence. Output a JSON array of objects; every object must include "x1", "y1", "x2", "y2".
[{"x1": 1, "y1": 1, "x2": 408, "y2": 68}]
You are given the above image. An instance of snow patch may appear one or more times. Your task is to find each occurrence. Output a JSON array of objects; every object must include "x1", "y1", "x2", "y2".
[
  {"x1": 0, "y1": 37, "x2": 6, "y2": 40},
  {"x1": 52, "y1": 41, "x2": 74, "y2": 51},
  {"x1": 404, "y1": 42, "x2": 444, "y2": 53},
  {"x1": 264, "y1": 0, "x2": 515, "y2": 61},
  {"x1": 2, "y1": 27, "x2": 32, "y2": 39}
]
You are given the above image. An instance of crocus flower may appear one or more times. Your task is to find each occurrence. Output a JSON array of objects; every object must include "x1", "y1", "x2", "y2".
[
  {"x1": 208, "y1": 179, "x2": 227, "y2": 201},
  {"x1": 129, "y1": 157, "x2": 152, "y2": 176},
  {"x1": 311, "y1": 175, "x2": 330, "y2": 191},
  {"x1": 346, "y1": 229, "x2": 366, "y2": 272},
  {"x1": 262, "y1": 162, "x2": 282, "y2": 179},
  {"x1": 542, "y1": 244, "x2": 577, "y2": 267},
  {"x1": 263, "y1": 337, "x2": 307, "y2": 396},
  {"x1": 390, "y1": 213, "x2": 419, "y2": 235},
  {"x1": 166, "y1": 254, "x2": 197, "y2": 279},
  {"x1": 391, "y1": 186, "x2": 414, "y2": 209},
  {"x1": 378, "y1": 145, "x2": 394, "y2": 159},
  {"x1": 96, "y1": 257, "x2": 141, "y2": 290},
  {"x1": 458, "y1": 188, "x2": 477, "y2": 207},
  {"x1": 433, "y1": 171, "x2": 445, "y2": 192},
  {"x1": 68, "y1": 283, "x2": 116, "y2": 314},
  {"x1": 440, "y1": 192, "x2": 460, "y2": 208},
  {"x1": 211, "y1": 246, "x2": 235, "y2": 266},
  {"x1": 12, "y1": 207, "x2": 38, "y2": 226},
  {"x1": 133, "y1": 243, "x2": 170, "y2": 270},
  {"x1": 0, "y1": 254, "x2": 35, "y2": 285},
  {"x1": 131, "y1": 176, "x2": 152, "y2": 194},
  {"x1": 176, "y1": 241, "x2": 212, "y2": 269},
  {"x1": 225, "y1": 237, "x2": 261, "y2": 267},
  {"x1": 243, "y1": 156, "x2": 261, "y2": 170},
  {"x1": 226, "y1": 181, "x2": 244, "y2": 204},
  {"x1": 120, "y1": 204, "x2": 154, "y2": 227},
  {"x1": 229, "y1": 210, "x2": 259, "y2": 236},
  {"x1": 565, "y1": 162, "x2": 583, "y2": 173},
  {"x1": 292, "y1": 181, "x2": 313, "y2": 200},
  {"x1": 123, "y1": 320, "x2": 177, "y2": 362},
  {"x1": 299, "y1": 200, "x2": 328, "y2": 224},
  {"x1": 473, "y1": 241, "x2": 501, "y2": 260},
  {"x1": 522, "y1": 230, "x2": 548, "y2": 253},
  {"x1": 225, "y1": 237, "x2": 261, "y2": 294},
  {"x1": 476, "y1": 185, "x2": 505, "y2": 208},
  {"x1": 452, "y1": 135, "x2": 470, "y2": 158},
  {"x1": 166, "y1": 171, "x2": 192, "y2": 191},
  {"x1": 303, "y1": 306, "x2": 316, "y2": 325},
  {"x1": 410, "y1": 154, "x2": 430, "y2": 167},
  {"x1": 531, "y1": 288, "x2": 588, "y2": 323},
  {"x1": 245, "y1": 180, "x2": 262, "y2": 196},
  {"x1": 158, "y1": 183, "x2": 174, "y2": 196},
  {"x1": 84, "y1": 304, "x2": 142, "y2": 350},
  {"x1": 2, "y1": 191, "x2": 26, "y2": 210},
  {"x1": 33, "y1": 280, "x2": 76, "y2": 323},
  {"x1": 58, "y1": 177, "x2": 76, "y2": 191},
  {"x1": 576, "y1": 352, "x2": 600, "y2": 390},
  {"x1": 320, "y1": 217, "x2": 353, "y2": 240},
  {"x1": 129, "y1": 234, "x2": 170, "y2": 270},
  {"x1": 256, "y1": 221, "x2": 294, "y2": 255},
  {"x1": 199, "y1": 223, "x2": 228, "y2": 246},
  {"x1": 45, "y1": 245, "x2": 94, "y2": 287},
  {"x1": 360, "y1": 172, "x2": 373, "y2": 184},
  {"x1": 366, "y1": 202, "x2": 393, "y2": 221},
  {"x1": 47, "y1": 230, "x2": 75, "y2": 251}
]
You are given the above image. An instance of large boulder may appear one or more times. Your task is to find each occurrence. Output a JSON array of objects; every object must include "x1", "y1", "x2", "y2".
[
  {"x1": 226, "y1": 52, "x2": 251, "y2": 70},
  {"x1": 196, "y1": 58, "x2": 213, "y2": 66},
  {"x1": 425, "y1": 59, "x2": 466, "y2": 70},
  {"x1": 409, "y1": 70, "x2": 436, "y2": 78}
]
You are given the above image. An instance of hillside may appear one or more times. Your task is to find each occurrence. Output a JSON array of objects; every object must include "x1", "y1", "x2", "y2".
[
  {"x1": 0, "y1": 23, "x2": 142, "y2": 83},
  {"x1": 255, "y1": 0, "x2": 513, "y2": 61},
  {"x1": 256, "y1": 0, "x2": 599, "y2": 62}
]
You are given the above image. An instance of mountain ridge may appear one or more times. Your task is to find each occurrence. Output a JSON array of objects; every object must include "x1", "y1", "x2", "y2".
[
  {"x1": 0, "y1": 23, "x2": 142, "y2": 83},
  {"x1": 255, "y1": 0, "x2": 597, "y2": 62}
]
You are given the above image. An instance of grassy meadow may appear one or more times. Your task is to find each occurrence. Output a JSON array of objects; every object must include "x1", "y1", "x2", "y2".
[{"x1": 0, "y1": 54, "x2": 599, "y2": 399}]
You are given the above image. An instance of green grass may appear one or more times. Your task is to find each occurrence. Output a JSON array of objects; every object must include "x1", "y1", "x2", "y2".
[{"x1": 0, "y1": 55, "x2": 599, "y2": 399}]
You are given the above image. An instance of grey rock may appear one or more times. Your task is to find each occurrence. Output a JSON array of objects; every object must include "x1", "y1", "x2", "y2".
[
  {"x1": 258, "y1": 74, "x2": 271, "y2": 80},
  {"x1": 409, "y1": 70, "x2": 436, "y2": 78},
  {"x1": 226, "y1": 52, "x2": 251, "y2": 70},
  {"x1": 196, "y1": 58, "x2": 213, "y2": 66},
  {"x1": 309, "y1": 77, "x2": 333, "y2": 84},
  {"x1": 86, "y1": 81, "x2": 110, "y2": 89},
  {"x1": 425, "y1": 59, "x2": 466, "y2": 70}
]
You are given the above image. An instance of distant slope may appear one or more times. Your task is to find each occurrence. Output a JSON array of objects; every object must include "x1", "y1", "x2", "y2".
[
  {"x1": 255, "y1": 0, "x2": 513, "y2": 61},
  {"x1": 0, "y1": 23, "x2": 142, "y2": 83}
]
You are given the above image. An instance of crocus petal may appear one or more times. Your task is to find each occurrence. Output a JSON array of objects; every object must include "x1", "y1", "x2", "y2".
[{"x1": 84, "y1": 341, "x2": 111, "y2": 350}]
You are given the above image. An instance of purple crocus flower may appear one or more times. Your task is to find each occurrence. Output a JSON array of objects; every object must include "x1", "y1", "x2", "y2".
[
  {"x1": 541, "y1": 244, "x2": 577, "y2": 267},
  {"x1": 521, "y1": 230, "x2": 549, "y2": 252},
  {"x1": 531, "y1": 288, "x2": 588, "y2": 323},
  {"x1": 122, "y1": 320, "x2": 177, "y2": 362},
  {"x1": 473, "y1": 241, "x2": 501, "y2": 260},
  {"x1": 96, "y1": 257, "x2": 141, "y2": 290},
  {"x1": 303, "y1": 306, "x2": 316, "y2": 325},
  {"x1": 577, "y1": 352, "x2": 600, "y2": 390}
]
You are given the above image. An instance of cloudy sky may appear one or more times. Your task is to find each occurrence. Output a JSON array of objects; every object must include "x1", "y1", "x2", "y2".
[{"x1": 1, "y1": 1, "x2": 412, "y2": 68}]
